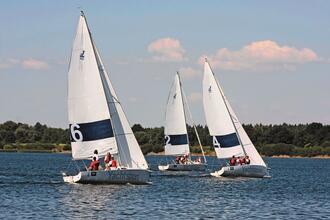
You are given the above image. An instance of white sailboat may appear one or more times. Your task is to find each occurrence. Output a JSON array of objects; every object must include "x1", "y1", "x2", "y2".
[
  {"x1": 203, "y1": 59, "x2": 268, "y2": 178},
  {"x1": 158, "y1": 72, "x2": 207, "y2": 171},
  {"x1": 63, "y1": 11, "x2": 150, "y2": 184}
]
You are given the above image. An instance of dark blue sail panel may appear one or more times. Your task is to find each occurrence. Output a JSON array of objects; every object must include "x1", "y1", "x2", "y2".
[
  {"x1": 214, "y1": 133, "x2": 240, "y2": 148},
  {"x1": 69, "y1": 119, "x2": 114, "y2": 142},
  {"x1": 165, "y1": 134, "x2": 188, "y2": 145}
]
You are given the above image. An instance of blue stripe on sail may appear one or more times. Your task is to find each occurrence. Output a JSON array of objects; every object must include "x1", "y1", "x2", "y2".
[
  {"x1": 165, "y1": 134, "x2": 188, "y2": 145},
  {"x1": 70, "y1": 119, "x2": 114, "y2": 142},
  {"x1": 214, "y1": 133, "x2": 240, "y2": 148}
]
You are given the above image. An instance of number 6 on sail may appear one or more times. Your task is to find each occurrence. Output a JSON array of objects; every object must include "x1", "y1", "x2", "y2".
[{"x1": 70, "y1": 124, "x2": 83, "y2": 142}]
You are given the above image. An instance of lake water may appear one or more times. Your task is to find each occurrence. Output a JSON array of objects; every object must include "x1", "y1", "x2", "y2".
[{"x1": 0, "y1": 153, "x2": 329, "y2": 219}]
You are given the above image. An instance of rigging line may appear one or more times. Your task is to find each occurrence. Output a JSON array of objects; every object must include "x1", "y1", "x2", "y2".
[
  {"x1": 81, "y1": 160, "x2": 88, "y2": 171},
  {"x1": 179, "y1": 74, "x2": 207, "y2": 164}
]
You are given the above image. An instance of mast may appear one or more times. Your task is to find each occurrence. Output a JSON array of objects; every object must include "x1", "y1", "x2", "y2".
[
  {"x1": 205, "y1": 58, "x2": 247, "y2": 157},
  {"x1": 177, "y1": 72, "x2": 190, "y2": 157}
]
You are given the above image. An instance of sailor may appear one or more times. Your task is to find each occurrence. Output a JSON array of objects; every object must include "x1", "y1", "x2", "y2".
[
  {"x1": 93, "y1": 149, "x2": 99, "y2": 161},
  {"x1": 229, "y1": 156, "x2": 236, "y2": 166},
  {"x1": 88, "y1": 157, "x2": 100, "y2": 171},
  {"x1": 183, "y1": 153, "x2": 189, "y2": 164},
  {"x1": 104, "y1": 152, "x2": 111, "y2": 170},
  {"x1": 236, "y1": 157, "x2": 242, "y2": 165},
  {"x1": 110, "y1": 156, "x2": 117, "y2": 170}
]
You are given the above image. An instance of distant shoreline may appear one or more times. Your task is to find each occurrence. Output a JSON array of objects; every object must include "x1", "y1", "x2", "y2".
[
  {"x1": 147, "y1": 151, "x2": 330, "y2": 159},
  {"x1": 1, "y1": 149, "x2": 329, "y2": 159}
]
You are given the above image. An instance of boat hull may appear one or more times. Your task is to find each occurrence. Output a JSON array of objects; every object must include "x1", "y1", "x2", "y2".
[
  {"x1": 211, "y1": 165, "x2": 268, "y2": 178},
  {"x1": 158, "y1": 163, "x2": 207, "y2": 171},
  {"x1": 63, "y1": 169, "x2": 150, "y2": 184}
]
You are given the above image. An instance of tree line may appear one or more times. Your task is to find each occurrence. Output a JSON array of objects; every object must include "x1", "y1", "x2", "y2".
[{"x1": 0, "y1": 121, "x2": 329, "y2": 156}]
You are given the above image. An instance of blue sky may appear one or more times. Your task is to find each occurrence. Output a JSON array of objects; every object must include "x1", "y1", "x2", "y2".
[{"x1": 0, "y1": 1, "x2": 329, "y2": 128}]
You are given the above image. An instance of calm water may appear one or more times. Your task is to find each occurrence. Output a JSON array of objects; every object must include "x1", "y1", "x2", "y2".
[{"x1": 0, "y1": 153, "x2": 329, "y2": 219}]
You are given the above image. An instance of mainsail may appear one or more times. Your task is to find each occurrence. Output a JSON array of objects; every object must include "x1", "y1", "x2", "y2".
[
  {"x1": 164, "y1": 73, "x2": 189, "y2": 155},
  {"x1": 68, "y1": 12, "x2": 148, "y2": 169},
  {"x1": 203, "y1": 60, "x2": 266, "y2": 166}
]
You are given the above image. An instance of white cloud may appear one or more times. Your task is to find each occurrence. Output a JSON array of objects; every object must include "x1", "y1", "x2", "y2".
[
  {"x1": 148, "y1": 37, "x2": 186, "y2": 62},
  {"x1": 200, "y1": 40, "x2": 319, "y2": 71},
  {"x1": 22, "y1": 58, "x2": 49, "y2": 70},
  {"x1": 0, "y1": 58, "x2": 20, "y2": 69},
  {"x1": 187, "y1": 92, "x2": 202, "y2": 103},
  {"x1": 179, "y1": 67, "x2": 200, "y2": 79}
]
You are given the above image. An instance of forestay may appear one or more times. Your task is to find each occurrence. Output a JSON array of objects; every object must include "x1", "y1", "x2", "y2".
[
  {"x1": 68, "y1": 14, "x2": 117, "y2": 160},
  {"x1": 164, "y1": 74, "x2": 189, "y2": 155}
]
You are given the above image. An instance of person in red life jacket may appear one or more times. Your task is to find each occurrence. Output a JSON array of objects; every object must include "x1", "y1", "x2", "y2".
[
  {"x1": 110, "y1": 156, "x2": 117, "y2": 169},
  {"x1": 236, "y1": 157, "x2": 242, "y2": 165},
  {"x1": 229, "y1": 156, "x2": 236, "y2": 166},
  {"x1": 104, "y1": 152, "x2": 111, "y2": 170},
  {"x1": 183, "y1": 153, "x2": 189, "y2": 164},
  {"x1": 239, "y1": 157, "x2": 244, "y2": 165},
  {"x1": 88, "y1": 157, "x2": 99, "y2": 171}
]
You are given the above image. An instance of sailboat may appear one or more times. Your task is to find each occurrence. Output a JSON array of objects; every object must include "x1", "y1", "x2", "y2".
[
  {"x1": 158, "y1": 72, "x2": 207, "y2": 171},
  {"x1": 203, "y1": 59, "x2": 268, "y2": 178},
  {"x1": 62, "y1": 11, "x2": 150, "y2": 184}
]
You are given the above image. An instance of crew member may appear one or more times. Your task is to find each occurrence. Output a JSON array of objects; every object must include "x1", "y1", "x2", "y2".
[
  {"x1": 88, "y1": 157, "x2": 99, "y2": 171},
  {"x1": 229, "y1": 156, "x2": 236, "y2": 166}
]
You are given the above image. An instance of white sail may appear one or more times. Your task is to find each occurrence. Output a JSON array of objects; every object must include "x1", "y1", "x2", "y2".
[
  {"x1": 203, "y1": 60, "x2": 266, "y2": 167},
  {"x1": 68, "y1": 12, "x2": 148, "y2": 170},
  {"x1": 164, "y1": 73, "x2": 189, "y2": 155},
  {"x1": 203, "y1": 61, "x2": 243, "y2": 158},
  {"x1": 68, "y1": 13, "x2": 117, "y2": 160}
]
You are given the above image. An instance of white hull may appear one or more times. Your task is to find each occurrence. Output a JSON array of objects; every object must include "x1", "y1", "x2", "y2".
[
  {"x1": 63, "y1": 169, "x2": 150, "y2": 184},
  {"x1": 211, "y1": 165, "x2": 268, "y2": 178},
  {"x1": 158, "y1": 163, "x2": 207, "y2": 171}
]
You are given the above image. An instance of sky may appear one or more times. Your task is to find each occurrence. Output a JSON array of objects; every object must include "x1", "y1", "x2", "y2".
[{"x1": 0, "y1": 0, "x2": 329, "y2": 128}]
